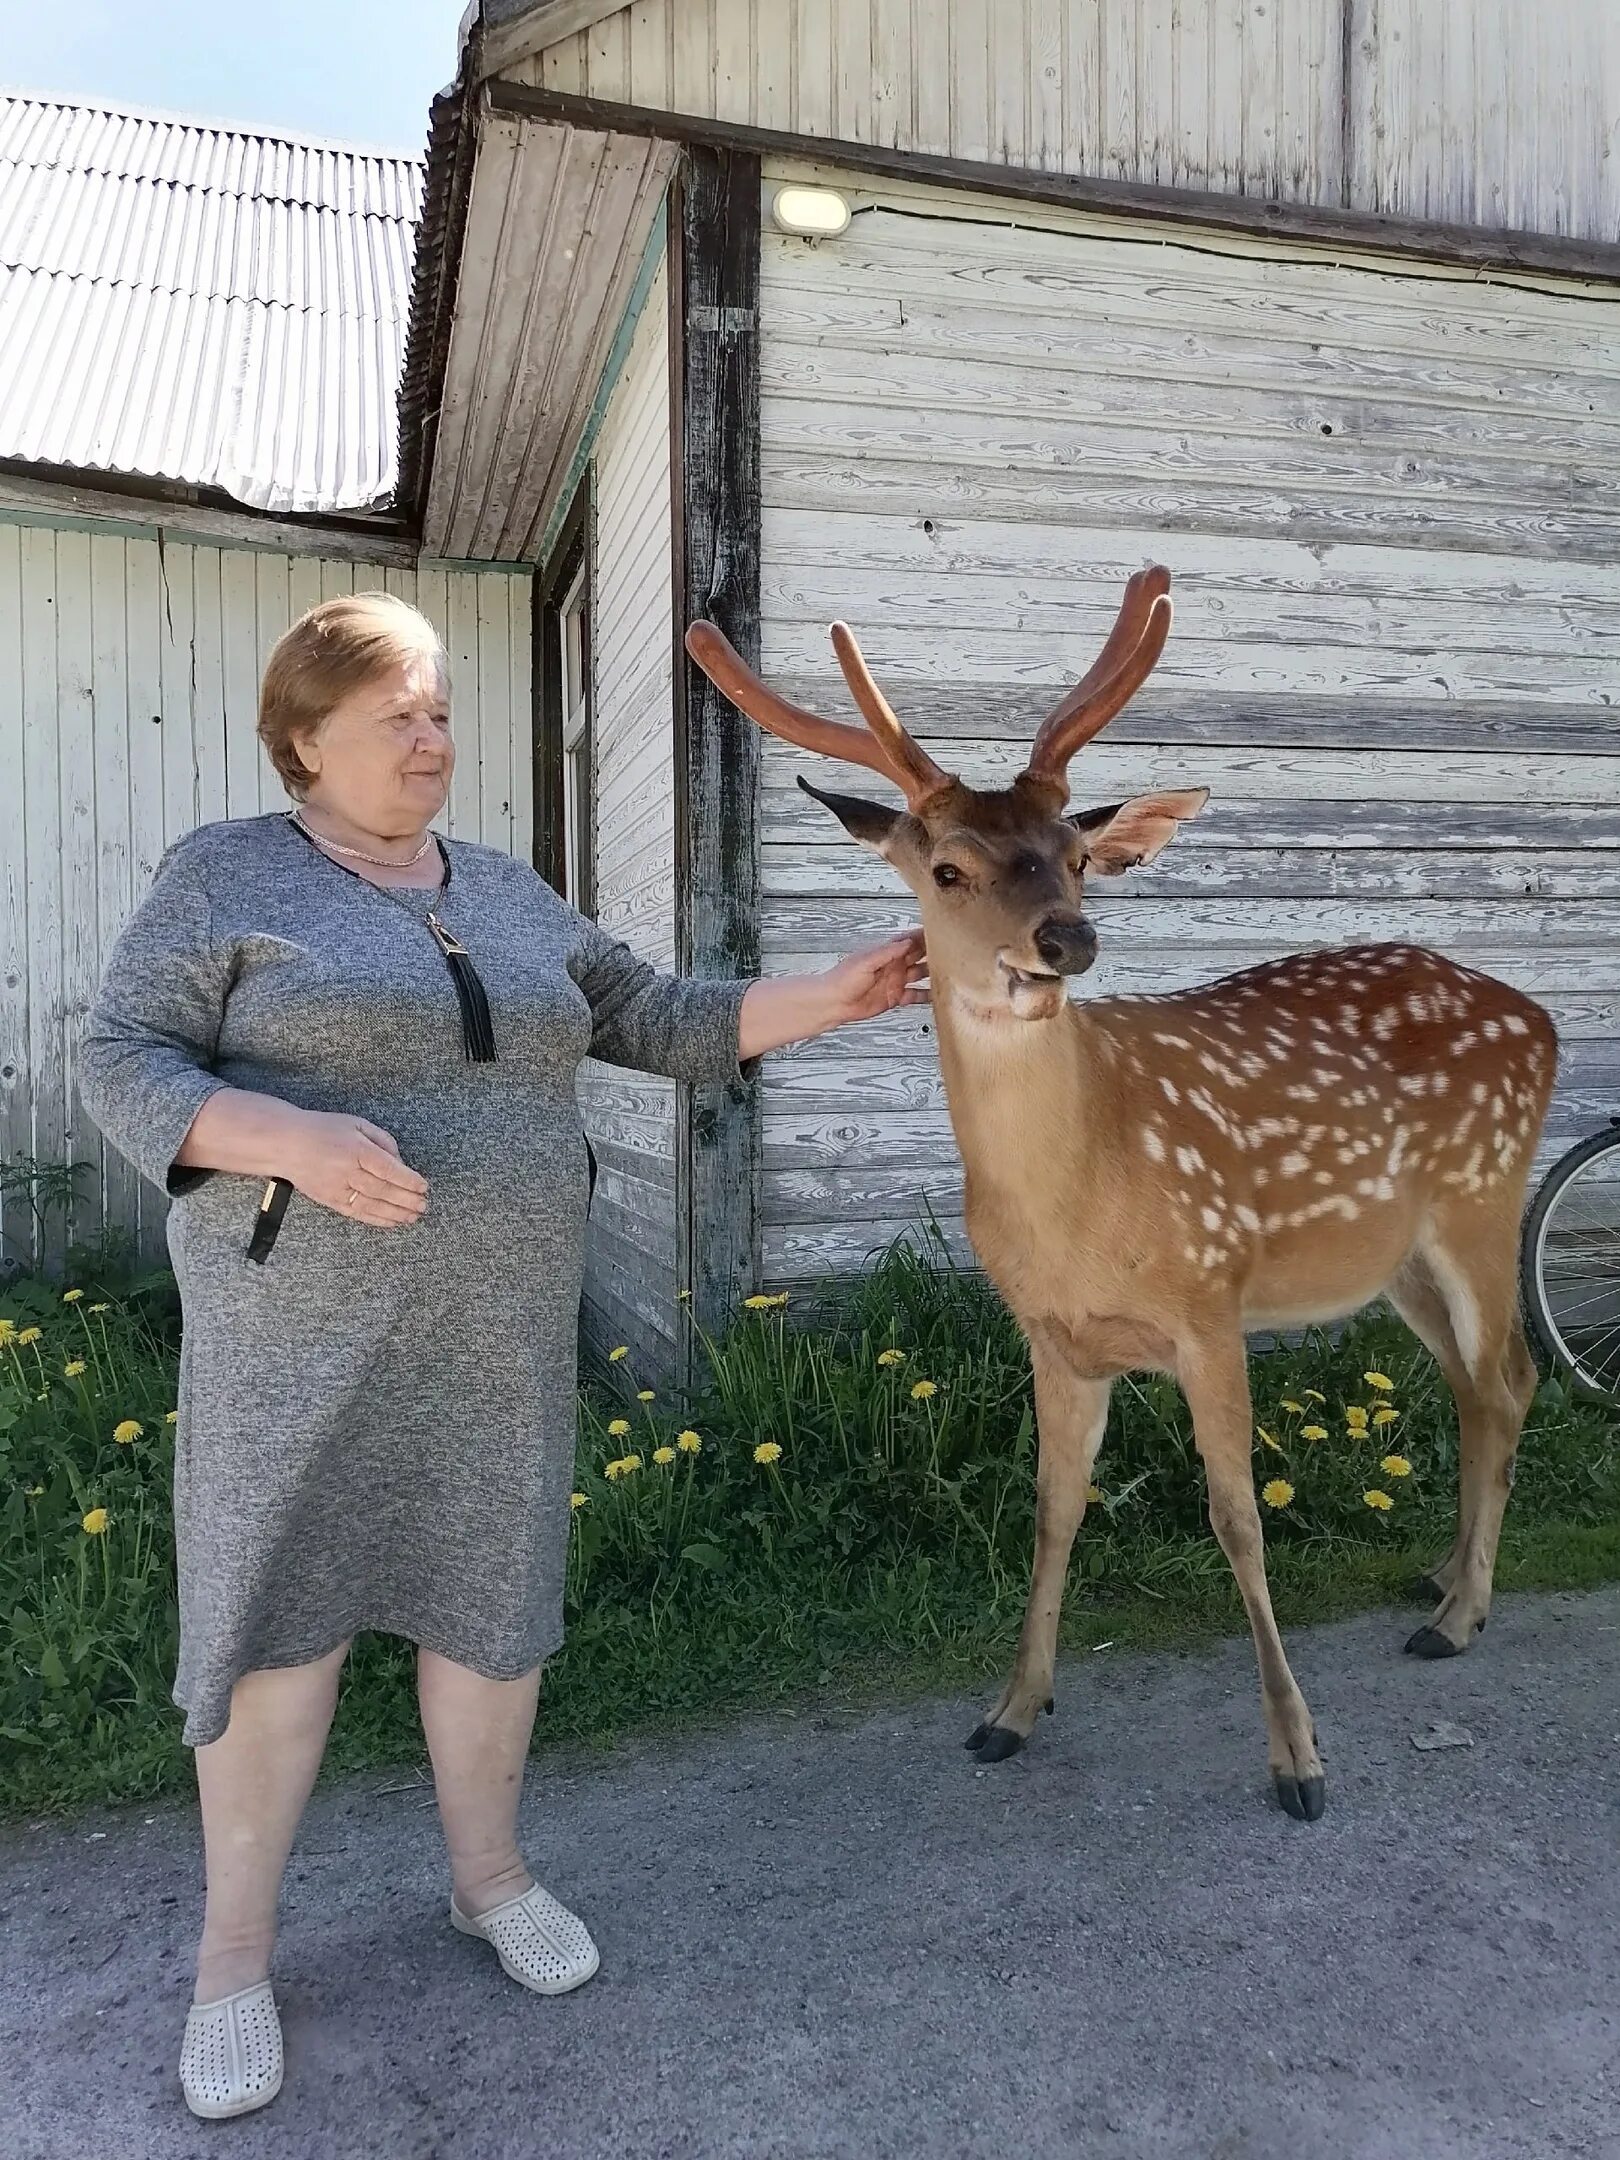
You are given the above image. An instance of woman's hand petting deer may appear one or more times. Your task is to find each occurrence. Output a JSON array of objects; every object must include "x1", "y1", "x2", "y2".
[{"x1": 687, "y1": 564, "x2": 1556, "y2": 1828}]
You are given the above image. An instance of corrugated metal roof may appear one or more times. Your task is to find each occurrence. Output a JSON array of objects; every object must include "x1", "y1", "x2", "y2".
[{"x1": 0, "y1": 91, "x2": 423, "y2": 514}]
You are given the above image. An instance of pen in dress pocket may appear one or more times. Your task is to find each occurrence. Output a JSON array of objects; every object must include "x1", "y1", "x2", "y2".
[{"x1": 247, "y1": 1177, "x2": 293, "y2": 1264}]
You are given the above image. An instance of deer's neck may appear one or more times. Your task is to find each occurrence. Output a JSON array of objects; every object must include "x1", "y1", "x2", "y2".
[{"x1": 933, "y1": 984, "x2": 1108, "y2": 1200}]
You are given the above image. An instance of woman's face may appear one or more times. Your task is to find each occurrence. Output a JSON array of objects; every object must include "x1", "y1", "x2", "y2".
[{"x1": 297, "y1": 650, "x2": 454, "y2": 833}]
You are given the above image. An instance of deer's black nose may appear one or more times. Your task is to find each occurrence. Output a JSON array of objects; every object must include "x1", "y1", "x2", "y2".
[{"x1": 1034, "y1": 915, "x2": 1098, "y2": 976}]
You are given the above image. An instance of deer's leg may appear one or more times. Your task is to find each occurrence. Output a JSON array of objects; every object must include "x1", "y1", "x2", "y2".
[
  {"x1": 1401, "y1": 1220, "x2": 1535, "y2": 1660},
  {"x1": 1179, "y1": 1330, "x2": 1325, "y2": 1822},
  {"x1": 1385, "y1": 1253, "x2": 1473, "y2": 1599},
  {"x1": 966, "y1": 1338, "x2": 1109, "y2": 1764}
]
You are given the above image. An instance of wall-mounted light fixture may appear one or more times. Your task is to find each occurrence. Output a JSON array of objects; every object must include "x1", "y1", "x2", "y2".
[{"x1": 770, "y1": 184, "x2": 852, "y2": 238}]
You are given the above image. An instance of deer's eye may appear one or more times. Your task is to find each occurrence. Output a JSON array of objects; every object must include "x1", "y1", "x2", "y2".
[{"x1": 932, "y1": 863, "x2": 965, "y2": 891}]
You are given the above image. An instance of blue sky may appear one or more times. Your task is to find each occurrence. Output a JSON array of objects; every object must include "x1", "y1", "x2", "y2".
[{"x1": 6, "y1": 0, "x2": 464, "y2": 154}]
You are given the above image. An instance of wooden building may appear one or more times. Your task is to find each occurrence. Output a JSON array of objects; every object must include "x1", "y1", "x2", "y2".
[
  {"x1": 5, "y1": 10, "x2": 1617, "y2": 1388},
  {"x1": 404, "y1": 0, "x2": 1620, "y2": 1378}
]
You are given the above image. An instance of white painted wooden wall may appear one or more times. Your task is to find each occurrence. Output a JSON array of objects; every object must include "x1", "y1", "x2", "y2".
[
  {"x1": 753, "y1": 163, "x2": 1620, "y2": 1284},
  {"x1": 576, "y1": 256, "x2": 684, "y2": 1372},
  {"x1": 517, "y1": 0, "x2": 1620, "y2": 244},
  {"x1": 0, "y1": 520, "x2": 532, "y2": 1267}
]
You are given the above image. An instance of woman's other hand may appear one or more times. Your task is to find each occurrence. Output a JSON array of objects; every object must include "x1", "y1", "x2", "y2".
[
  {"x1": 175, "y1": 1091, "x2": 428, "y2": 1227},
  {"x1": 284, "y1": 1111, "x2": 429, "y2": 1227}
]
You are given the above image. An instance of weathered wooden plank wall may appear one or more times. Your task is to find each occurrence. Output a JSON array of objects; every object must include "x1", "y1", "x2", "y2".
[
  {"x1": 513, "y1": 0, "x2": 1620, "y2": 245},
  {"x1": 576, "y1": 252, "x2": 685, "y2": 1373},
  {"x1": 752, "y1": 165, "x2": 1620, "y2": 1283},
  {"x1": 0, "y1": 523, "x2": 532, "y2": 1269}
]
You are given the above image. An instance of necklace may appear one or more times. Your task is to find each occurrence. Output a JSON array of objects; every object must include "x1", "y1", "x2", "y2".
[{"x1": 286, "y1": 810, "x2": 434, "y2": 868}]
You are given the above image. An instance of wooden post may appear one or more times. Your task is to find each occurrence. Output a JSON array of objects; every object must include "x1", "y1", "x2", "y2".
[{"x1": 670, "y1": 147, "x2": 762, "y2": 1369}]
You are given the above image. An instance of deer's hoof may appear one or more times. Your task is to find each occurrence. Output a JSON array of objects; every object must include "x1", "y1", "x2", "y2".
[
  {"x1": 1273, "y1": 1771, "x2": 1326, "y2": 1822},
  {"x1": 1406, "y1": 1572, "x2": 1445, "y2": 1604},
  {"x1": 965, "y1": 1722, "x2": 1026, "y2": 1764},
  {"x1": 1404, "y1": 1624, "x2": 1466, "y2": 1659}
]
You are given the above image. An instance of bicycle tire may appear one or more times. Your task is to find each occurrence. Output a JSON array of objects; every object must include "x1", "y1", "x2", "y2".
[{"x1": 1519, "y1": 1120, "x2": 1620, "y2": 1404}]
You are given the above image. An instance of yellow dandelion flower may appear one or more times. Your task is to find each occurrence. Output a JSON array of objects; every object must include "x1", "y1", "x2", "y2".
[
  {"x1": 81, "y1": 1507, "x2": 109, "y2": 1535},
  {"x1": 113, "y1": 1419, "x2": 142, "y2": 1445},
  {"x1": 676, "y1": 1430, "x2": 702, "y2": 1454},
  {"x1": 1261, "y1": 1479, "x2": 1295, "y2": 1509},
  {"x1": 16, "y1": 1327, "x2": 41, "y2": 1346},
  {"x1": 1364, "y1": 1372, "x2": 1395, "y2": 1392},
  {"x1": 165, "y1": 1410, "x2": 179, "y2": 1425},
  {"x1": 570, "y1": 1491, "x2": 588, "y2": 1509},
  {"x1": 1363, "y1": 1488, "x2": 1394, "y2": 1512},
  {"x1": 1345, "y1": 1408, "x2": 1369, "y2": 1431},
  {"x1": 653, "y1": 1446, "x2": 676, "y2": 1465},
  {"x1": 608, "y1": 1346, "x2": 629, "y2": 1363},
  {"x1": 1302, "y1": 1389, "x2": 1325, "y2": 1404},
  {"x1": 1381, "y1": 1455, "x2": 1413, "y2": 1478},
  {"x1": 63, "y1": 1359, "x2": 87, "y2": 1379},
  {"x1": 1256, "y1": 1426, "x2": 1283, "y2": 1452},
  {"x1": 754, "y1": 1441, "x2": 783, "y2": 1466},
  {"x1": 1280, "y1": 1400, "x2": 1305, "y2": 1415},
  {"x1": 25, "y1": 1484, "x2": 43, "y2": 1498},
  {"x1": 1086, "y1": 1483, "x2": 1105, "y2": 1504},
  {"x1": 910, "y1": 1379, "x2": 938, "y2": 1401},
  {"x1": 621, "y1": 1452, "x2": 643, "y2": 1473},
  {"x1": 62, "y1": 1288, "x2": 84, "y2": 1304},
  {"x1": 876, "y1": 1349, "x2": 906, "y2": 1367},
  {"x1": 607, "y1": 1418, "x2": 631, "y2": 1438},
  {"x1": 744, "y1": 1294, "x2": 788, "y2": 1311},
  {"x1": 603, "y1": 1458, "x2": 626, "y2": 1481},
  {"x1": 1301, "y1": 1424, "x2": 1328, "y2": 1441},
  {"x1": 88, "y1": 1303, "x2": 110, "y2": 1314},
  {"x1": 637, "y1": 1389, "x2": 656, "y2": 1403},
  {"x1": 0, "y1": 1319, "x2": 15, "y2": 1342},
  {"x1": 1372, "y1": 1406, "x2": 1399, "y2": 1427},
  {"x1": 676, "y1": 1288, "x2": 692, "y2": 1302}
]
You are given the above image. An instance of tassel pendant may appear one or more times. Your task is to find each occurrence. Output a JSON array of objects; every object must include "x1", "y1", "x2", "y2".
[{"x1": 426, "y1": 911, "x2": 497, "y2": 1062}]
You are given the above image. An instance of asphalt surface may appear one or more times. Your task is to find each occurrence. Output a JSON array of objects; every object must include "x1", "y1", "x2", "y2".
[{"x1": 3, "y1": 1587, "x2": 1618, "y2": 2160}]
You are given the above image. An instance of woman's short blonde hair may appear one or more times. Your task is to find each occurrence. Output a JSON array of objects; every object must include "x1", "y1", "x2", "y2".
[{"x1": 259, "y1": 592, "x2": 449, "y2": 798}]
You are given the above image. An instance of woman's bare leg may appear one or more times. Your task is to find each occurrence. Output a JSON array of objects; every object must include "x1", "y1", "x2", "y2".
[
  {"x1": 191, "y1": 1640, "x2": 350, "y2": 2002},
  {"x1": 417, "y1": 1649, "x2": 543, "y2": 1916}
]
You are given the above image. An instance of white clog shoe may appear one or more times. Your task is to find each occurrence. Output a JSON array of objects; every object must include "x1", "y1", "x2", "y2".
[
  {"x1": 179, "y1": 1980, "x2": 283, "y2": 2119},
  {"x1": 450, "y1": 1881, "x2": 599, "y2": 1996}
]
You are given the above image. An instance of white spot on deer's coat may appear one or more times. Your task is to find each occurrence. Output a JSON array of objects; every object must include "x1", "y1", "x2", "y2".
[
  {"x1": 1142, "y1": 1127, "x2": 1166, "y2": 1162},
  {"x1": 1160, "y1": 1079, "x2": 1180, "y2": 1104},
  {"x1": 1279, "y1": 1152, "x2": 1309, "y2": 1178}
]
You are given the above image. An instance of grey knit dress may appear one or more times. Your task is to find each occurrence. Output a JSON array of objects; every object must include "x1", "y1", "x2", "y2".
[{"x1": 77, "y1": 814, "x2": 749, "y2": 1746}]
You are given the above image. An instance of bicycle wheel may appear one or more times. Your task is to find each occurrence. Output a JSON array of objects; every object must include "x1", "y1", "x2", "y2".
[{"x1": 1520, "y1": 1122, "x2": 1620, "y2": 1403}]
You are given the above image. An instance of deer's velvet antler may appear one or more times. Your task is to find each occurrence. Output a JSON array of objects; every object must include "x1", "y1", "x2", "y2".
[
  {"x1": 687, "y1": 566, "x2": 1173, "y2": 809},
  {"x1": 1022, "y1": 565, "x2": 1173, "y2": 798},
  {"x1": 684, "y1": 619, "x2": 952, "y2": 809}
]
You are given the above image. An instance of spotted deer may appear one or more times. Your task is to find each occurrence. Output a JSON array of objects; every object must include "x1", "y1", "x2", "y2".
[{"x1": 687, "y1": 566, "x2": 1558, "y2": 1822}]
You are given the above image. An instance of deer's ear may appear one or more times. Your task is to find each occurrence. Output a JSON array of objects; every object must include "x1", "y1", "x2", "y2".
[
  {"x1": 1069, "y1": 788, "x2": 1209, "y2": 876},
  {"x1": 797, "y1": 775, "x2": 902, "y2": 856}
]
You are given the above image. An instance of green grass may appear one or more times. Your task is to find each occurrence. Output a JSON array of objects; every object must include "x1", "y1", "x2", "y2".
[{"x1": 3, "y1": 1241, "x2": 1617, "y2": 1817}]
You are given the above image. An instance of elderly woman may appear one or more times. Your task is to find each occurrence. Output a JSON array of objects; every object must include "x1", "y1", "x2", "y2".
[{"x1": 78, "y1": 592, "x2": 925, "y2": 2121}]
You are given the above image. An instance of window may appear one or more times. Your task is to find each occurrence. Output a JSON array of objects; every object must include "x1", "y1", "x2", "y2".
[
  {"x1": 558, "y1": 556, "x2": 592, "y2": 913},
  {"x1": 537, "y1": 481, "x2": 594, "y2": 915}
]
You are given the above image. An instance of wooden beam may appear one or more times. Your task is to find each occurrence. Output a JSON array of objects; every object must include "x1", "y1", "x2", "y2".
[
  {"x1": 671, "y1": 148, "x2": 763, "y2": 1359},
  {"x1": 485, "y1": 79, "x2": 1620, "y2": 287},
  {"x1": 477, "y1": 0, "x2": 634, "y2": 81},
  {"x1": 0, "y1": 463, "x2": 419, "y2": 566}
]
